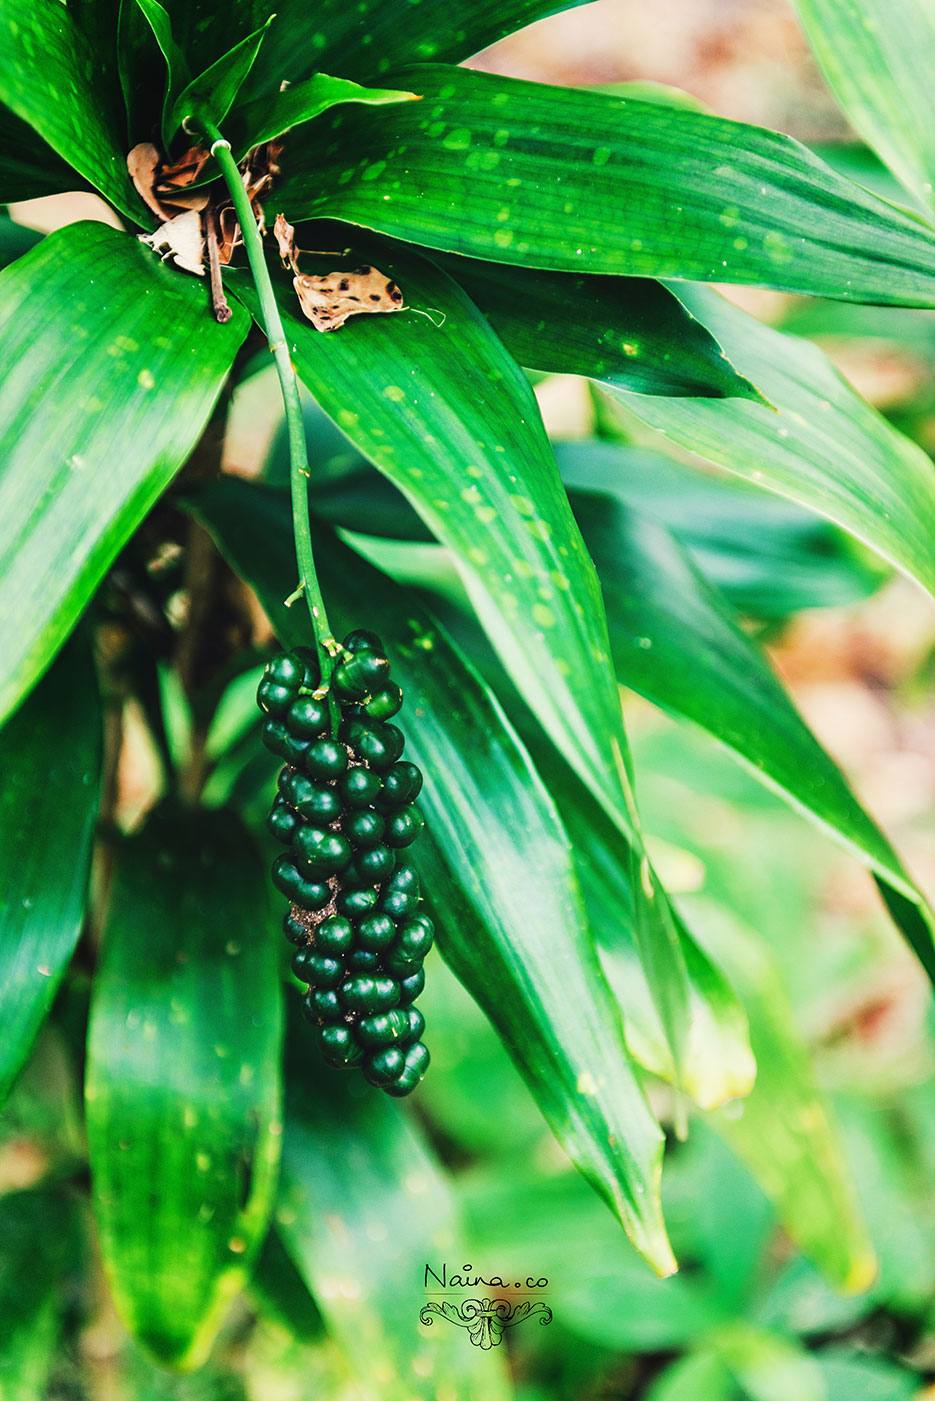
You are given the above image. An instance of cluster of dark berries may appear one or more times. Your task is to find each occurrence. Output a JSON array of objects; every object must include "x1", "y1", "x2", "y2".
[{"x1": 257, "y1": 631, "x2": 431, "y2": 1097}]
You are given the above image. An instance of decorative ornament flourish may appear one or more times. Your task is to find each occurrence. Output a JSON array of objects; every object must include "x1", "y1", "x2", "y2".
[{"x1": 419, "y1": 1298, "x2": 552, "y2": 1349}]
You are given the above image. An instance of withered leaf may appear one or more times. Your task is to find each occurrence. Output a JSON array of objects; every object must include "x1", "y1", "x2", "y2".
[
  {"x1": 138, "y1": 209, "x2": 205, "y2": 277},
  {"x1": 127, "y1": 142, "x2": 167, "y2": 222},
  {"x1": 293, "y1": 266, "x2": 404, "y2": 332},
  {"x1": 273, "y1": 213, "x2": 298, "y2": 272}
]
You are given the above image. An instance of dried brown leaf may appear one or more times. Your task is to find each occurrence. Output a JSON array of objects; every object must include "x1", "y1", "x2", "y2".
[{"x1": 293, "y1": 265, "x2": 404, "y2": 332}]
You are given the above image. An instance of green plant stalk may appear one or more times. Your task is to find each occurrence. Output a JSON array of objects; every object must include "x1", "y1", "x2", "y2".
[{"x1": 200, "y1": 119, "x2": 339, "y2": 721}]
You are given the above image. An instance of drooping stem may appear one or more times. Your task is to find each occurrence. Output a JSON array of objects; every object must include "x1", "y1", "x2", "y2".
[{"x1": 200, "y1": 118, "x2": 339, "y2": 716}]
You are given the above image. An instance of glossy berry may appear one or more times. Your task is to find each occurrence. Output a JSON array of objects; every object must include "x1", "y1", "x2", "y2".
[
  {"x1": 282, "y1": 911, "x2": 309, "y2": 945},
  {"x1": 304, "y1": 738, "x2": 348, "y2": 780},
  {"x1": 337, "y1": 766, "x2": 382, "y2": 808},
  {"x1": 363, "y1": 1045, "x2": 406, "y2": 1086},
  {"x1": 380, "y1": 887, "x2": 420, "y2": 921},
  {"x1": 353, "y1": 844, "x2": 396, "y2": 882},
  {"x1": 357, "y1": 1010, "x2": 409, "y2": 1047},
  {"x1": 293, "y1": 826, "x2": 352, "y2": 877},
  {"x1": 376, "y1": 761, "x2": 422, "y2": 810},
  {"x1": 397, "y1": 918, "x2": 434, "y2": 962},
  {"x1": 386, "y1": 863, "x2": 420, "y2": 896},
  {"x1": 304, "y1": 988, "x2": 342, "y2": 1022},
  {"x1": 315, "y1": 915, "x2": 354, "y2": 957},
  {"x1": 305, "y1": 954, "x2": 345, "y2": 989},
  {"x1": 405, "y1": 1007, "x2": 426, "y2": 1043},
  {"x1": 343, "y1": 808, "x2": 385, "y2": 847},
  {"x1": 256, "y1": 680, "x2": 295, "y2": 717},
  {"x1": 347, "y1": 949, "x2": 380, "y2": 971},
  {"x1": 356, "y1": 913, "x2": 396, "y2": 952},
  {"x1": 265, "y1": 652, "x2": 304, "y2": 689},
  {"x1": 262, "y1": 719, "x2": 309, "y2": 766},
  {"x1": 271, "y1": 855, "x2": 329, "y2": 909},
  {"x1": 267, "y1": 800, "x2": 298, "y2": 844},
  {"x1": 339, "y1": 975, "x2": 399, "y2": 1014},
  {"x1": 287, "y1": 696, "x2": 328, "y2": 738},
  {"x1": 317, "y1": 1025, "x2": 365, "y2": 1067},
  {"x1": 364, "y1": 683, "x2": 403, "y2": 720},
  {"x1": 383, "y1": 1041, "x2": 430, "y2": 1097},
  {"x1": 398, "y1": 967, "x2": 426, "y2": 1004},
  {"x1": 342, "y1": 629, "x2": 384, "y2": 655},
  {"x1": 336, "y1": 887, "x2": 378, "y2": 920},
  {"x1": 385, "y1": 806, "x2": 423, "y2": 848}
]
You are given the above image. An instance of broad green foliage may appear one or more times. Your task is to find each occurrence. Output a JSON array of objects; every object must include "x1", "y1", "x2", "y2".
[{"x1": 2, "y1": 0, "x2": 935, "y2": 1391}]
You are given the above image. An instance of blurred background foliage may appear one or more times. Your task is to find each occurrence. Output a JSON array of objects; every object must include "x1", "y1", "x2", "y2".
[{"x1": 6, "y1": 1, "x2": 935, "y2": 1398}]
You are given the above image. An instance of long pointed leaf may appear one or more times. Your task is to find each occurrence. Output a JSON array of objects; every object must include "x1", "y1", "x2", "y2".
[
  {"x1": 188, "y1": 477, "x2": 678, "y2": 1276},
  {"x1": 609, "y1": 285, "x2": 935, "y2": 600},
  {"x1": 86, "y1": 802, "x2": 283, "y2": 1368},
  {"x1": 0, "y1": 635, "x2": 100, "y2": 1105},
  {"x1": 0, "y1": 222, "x2": 247, "y2": 727},
  {"x1": 167, "y1": 14, "x2": 275, "y2": 147},
  {"x1": 227, "y1": 74, "x2": 422, "y2": 161},
  {"x1": 276, "y1": 64, "x2": 935, "y2": 305},
  {"x1": 0, "y1": 0, "x2": 144, "y2": 220},
  {"x1": 794, "y1": 0, "x2": 935, "y2": 211},
  {"x1": 569, "y1": 478, "x2": 935, "y2": 982},
  {"x1": 245, "y1": 0, "x2": 595, "y2": 97},
  {"x1": 439, "y1": 253, "x2": 764, "y2": 400},
  {"x1": 228, "y1": 250, "x2": 640, "y2": 849}
]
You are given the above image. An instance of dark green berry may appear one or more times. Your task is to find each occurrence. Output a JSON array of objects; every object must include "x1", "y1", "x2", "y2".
[
  {"x1": 267, "y1": 800, "x2": 298, "y2": 844},
  {"x1": 380, "y1": 887, "x2": 420, "y2": 921},
  {"x1": 339, "y1": 975, "x2": 399, "y2": 1014},
  {"x1": 304, "y1": 738, "x2": 348, "y2": 780},
  {"x1": 404, "y1": 1007, "x2": 426, "y2": 1044},
  {"x1": 364, "y1": 683, "x2": 403, "y2": 720},
  {"x1": 385, "y1": 806, "x2": 423, "y2": 848},
  {"x1": 348, "y1": 949, "x2": 380, "y2": 971},
  {"x1": 383, "y1": 1041, "x2": 430, "y2": 1097},
  {"x1": 385, "y1": 946, "x2": 421, "y2": 978},
  {"x1": 264, "y1": 652, "x2": 304, "y2": 689},
  {"x1": 257, "y1": 680, "x2": 295, "y2": 717},
  {"x1": 397, "y1": 915, "x2": 434, "y2": 961},
  {"x1": 357, "y1": 913, "x2": 396, "y2": 952},
  {"x1": 336, "y1": 887, "x2": 378, "y2": 919},
  {"x1": 398, "y1": 967, "x2": 426, "y2": 1003},
  {"x1": 386, "y1": 863, "x2": 420, "y2": 895},
  {"x1": 315, "y1": 915, "x2": 354, "y2": 956},
  {"x1": 262, "y1": 719, "x2": 309, "y2": 766},
  {"x1": 343, "y1": 809, "x2": 385, "y2": 847},
  {"x1": 305, "y1": 954, "x2": 345, "y2": 989},
  {"x1": 292, "y1": 826, "x2": 352, "y2": 878},
  {"x1": 286, "y1": 696, "x2": 328, "y2": 738},
  {"x1": 357, "y1": 1010, "x2": 409, "y2": 1047},
  {"x1": 354, "y1": 844, "x2": 395, "y2": 882},
  {"x1": 337, "y1": 766, "x2": 382, "y2": 808},
  {"x1": 292, "y1": 646, "x2": 321, "y2": 689},
  {"x1": 282, "y1": 911, "x2": 309, "y2": 945},
  {"x1": 342, "y1": 629, "x2": 384, "y2": 655},
  {"x1": 304, "y1": 988, "x2": 342, "y2": 1021},
  {"x1": 363, "y1": 1045, "x2": 406, "y2": 1086},
  {"x1": 294, "y1": 783, "x2": 342, "y2": 825},
  {"x1": 271, "y1": 855, "x2": 329, "y2": 907},
  {"x1": 333, "y1": 650, "x2": 391, "y2": 701},
  {"x1": 317, "y1": 1025, "x2": 364, "y2": 1067},
  {"x1": 291, "y1": 946, "x2": 317, "y2": 980},
  {"x1": 377, "y1": 761, "x2": 423, "y2": 810}
]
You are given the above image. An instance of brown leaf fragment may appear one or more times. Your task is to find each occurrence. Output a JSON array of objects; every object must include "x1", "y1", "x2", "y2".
[
  {"x1": 293, "y1": 266, "x2": 405, "y2": 332},
  {"x1": 216, "y1": 205, "x2": 242, "y2": 266},
  {"x1": 273, "y1": 213, "x2": 299, "y2": 272},
  {"x1": 138, "y1": 209, "x2": 205, "y2": 277},
  {"x1": 155, "y1": 144, "x2": 212, "y2": 192},
  {"x1": 127, "y1": 142, "x2": 168, "y2": 221}
]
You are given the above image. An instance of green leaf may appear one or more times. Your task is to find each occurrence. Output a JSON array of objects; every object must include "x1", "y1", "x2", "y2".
[
  {"x1": 276, "y1": 64, "x2": 935, "y2": 305},
  {"x1": 85, "y1": 802, "x2": 283, "y2": 1369},
  {"x1": 246, "y1": 0, "x2": 595, "y2": 97},
  {"x1": 646, "y1": 1352, "x2": 736, "y2": 1401},
  {"x1": 610, "y1": 284, "x2": 935, "y2": 600},
  {"x1": 794, "y1": 0, "x2": 935, "y2": 211},
  {"x1": 134, "y1": 0, "x2": 190, "y2": 100},
  {"x1": 556, "y1": 441, "x2": 884, "y2": 619},
  {"x1": 695, "y1": 902, "x2": 877, "y2": 1294},
  {"x1": 277, "y1": 1046, "x2": 512, "y2": 1401},
  {"x1": 549, "y1": 762, "x2": 755, "y2": 1110},
  {"x1": 0, "y1": 1188, "x2": 82, "y2": 1401},
  {"x1": 0, "y1": 0, "x2": 144, "y2": 220},
  {"x1": 569, "y1": 480, "x2": 935, "y2": 982},
  {"x1": 168, "y1": 14, "x2": 275, "y2": 148},
  {"x1": 0, "y1": 209, "x2": 42, "y2": 269},
  {"x1": 437, "y1": 253, "x2": 764, "y2": 400},
  {"x1": 0, "y1": 636, "x2": 100, "y2": 1106},
  {"x1": 0, "y1": 221, "x2": 247, "y2": 728},
  {"x1": 816, "y1": 1348, "x2": 919, "y2": 1401},
  {"x1": 228, "y1": 249, "x2": 642, "y2": 852},
  {"x1": 0, "y1": 105, "x2": 87, "y2": 203},
  {"x1": 226, "y1": 73, "x2": 422, "y2": 160},
  {"x1": 188, "y1": 477, "x2": 677, "y2": 1276},
  {"x1": 712, "y1": 1322, "x2": 826, "y2": 1401}
]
